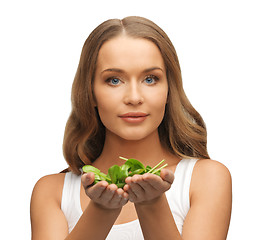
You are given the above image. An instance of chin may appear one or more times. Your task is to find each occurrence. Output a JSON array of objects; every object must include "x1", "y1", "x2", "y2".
[
  {"x1": 117, "y1": 129, "x2": 158, "y2": 142},
  {"x1": 120, "y1": 135, "x2": 146, "y2": 141},
  {"x1": 105, "y1": 125, "x2": 160, "y2": 142}
]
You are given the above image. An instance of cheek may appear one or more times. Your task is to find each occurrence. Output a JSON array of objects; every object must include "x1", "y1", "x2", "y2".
[
  {"x1": 94, "y1": 91, "x2": 119, "y2": 124},
  {"x1": 150, "y1": 90, "x2": 168, "y2": 124},
  {"x1": 96, "y1": 105, "x2": 114, "y2": 130},
  {"x1": 94, "y1": 87, "x2": 110, "y2": 109},
  {"x1": 151, "y1": 89, "x2": 168, "y2": 110}
]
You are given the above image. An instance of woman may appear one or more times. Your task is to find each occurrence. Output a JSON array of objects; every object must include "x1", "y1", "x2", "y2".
[{"x1": 30, "y1": 16, "x2": 232, "y2": 239}]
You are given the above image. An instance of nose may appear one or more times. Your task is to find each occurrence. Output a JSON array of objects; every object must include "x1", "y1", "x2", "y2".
[{"x1": 123, "y1": 81, "x2": 144, "y2": 105}]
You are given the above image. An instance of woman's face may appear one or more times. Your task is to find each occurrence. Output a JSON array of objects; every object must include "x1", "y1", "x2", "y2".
[{"x1": 93, "y1": 35, "x2": 168, "y2": 141}]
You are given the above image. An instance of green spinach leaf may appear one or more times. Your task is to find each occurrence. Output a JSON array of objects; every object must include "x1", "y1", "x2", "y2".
[{"x1": 82, "y1": 157, "x2": 167, "y2": 188}]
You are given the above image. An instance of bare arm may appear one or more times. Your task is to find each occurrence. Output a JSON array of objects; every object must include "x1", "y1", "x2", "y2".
[
  {"x1": 66, "y1": 201, "x2": 122, "y2": 240},
  {"x1": 30, "y1": 174, "x2": 69, "y2": 240},
  {"x1": 30, "y1": 172, "x2": 128, "y2": 240},
  {"x1": 67, "y1": 172, "x2": 129, "y2": 240},
  {"x1": 124, "y1": 159, "x2": 232, "y2": 240},
  {"x1": 182, "y1": 159, "x2": 232, "y2": 239}
]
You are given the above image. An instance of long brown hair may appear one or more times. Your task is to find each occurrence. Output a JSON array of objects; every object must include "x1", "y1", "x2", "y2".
[{"x1": 63, "y1": 16, "x2": 209, "y2": 175}]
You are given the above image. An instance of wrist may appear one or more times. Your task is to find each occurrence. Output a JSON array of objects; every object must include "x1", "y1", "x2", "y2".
[
  {"x1": 90, "y1": 200, "x2": 123, "y2": 212},
  {"x1": 134, "y1": 194, "x2": 164, "y2": 208}
]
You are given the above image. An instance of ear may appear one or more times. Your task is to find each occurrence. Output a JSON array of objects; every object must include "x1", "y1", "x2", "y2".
[
  {"x1": 166, "y1": 91, "x2": 169, "y2": 104},
  {"x1": 92, "y1": 91, "x2": 97, "y2": 107},
  {"x1": 93, "y1": 98, "x2": 97, "y2": 107}
]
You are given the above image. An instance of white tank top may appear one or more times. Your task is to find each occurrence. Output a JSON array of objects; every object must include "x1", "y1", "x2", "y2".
[{"x1": 61, "y1": 158, "x2": 198, "y2": 239}]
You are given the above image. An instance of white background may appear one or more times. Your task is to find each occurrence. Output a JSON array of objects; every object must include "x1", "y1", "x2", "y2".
[{"x1": 0, "y1": 0, "x2": 257, "y2": 239}]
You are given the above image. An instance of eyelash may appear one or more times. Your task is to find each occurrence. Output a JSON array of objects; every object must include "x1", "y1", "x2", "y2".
[
  {"x1": 105, "y1": 75, "x2": 160, "y2": 86},
  {"x1": 105, "y1": 77, "x2": 121, "y2": 86},
  {"x1": 144, "y1": 75, "x2": 159, "y2": 85}
]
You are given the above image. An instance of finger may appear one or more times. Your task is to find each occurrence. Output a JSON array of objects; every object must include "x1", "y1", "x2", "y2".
[
  {"x1": 86, "y1": 181, "x2": 108, "y2": 199},
  {"x1": 120, "y1": 197, "x2": 129, "y2": 206},
  {"x1": 122, "y1": 191, "x2": 129, "y2": 201},
  {"x1": 142, "y1": 173, "x2": 166, "y2": 190},
  {"x1": 124, "y1": 185, "x2": 137, "y2": 202},
  {"x1": 123, "y1": 183, "x2": 130, "y2": 192},
  {"x1": 119, "y1": 191, "x2": 129, "y2": 206},
  {"x1": 100, "y1": 184, "x2": 117, "y2": 202},
  {"x1": 125, "y1": 176, "x2": 132, "y2": 184},
  {"x1": 132, "y1": 174, "x2": 155, "y2": 192},
  {"x1": 160, "y1": 169, "x2": 174, "y2": 184},
  {"x1": 127, "y1": 176, "x2": 145, "y2": 199},
  {"x1": 81, "y1": 172, "x2": 95, "y2": 188},
  {"x1": 136, "y1": 178, "x2": 155, "y2": 192},
  {"x1": 110, "y1": 188, "x2": 124, "y2": 206}
]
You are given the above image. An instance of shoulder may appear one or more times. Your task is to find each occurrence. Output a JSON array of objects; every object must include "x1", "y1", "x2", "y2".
[
  {"x1": 31, "y1": 173, "x2": 70, "y2": 238},
  {"x1": 194, "y1": 159, "x2": 231, "y2": 181},
  {"x1": 31, "y1": 173, "x2": 66, "y2": 206},
  {"x1": 182, "y1": 159, "x2": 232, "y2": 238},
  {"x1": 190, "y1": 159, "x2": 232, "y2": 202},
  {"x1": 33, "y1": 173, "x2": 66, "y2": 192},
  {"x1": 194, "y1": 158, "x2": 231, "y2": 179}
]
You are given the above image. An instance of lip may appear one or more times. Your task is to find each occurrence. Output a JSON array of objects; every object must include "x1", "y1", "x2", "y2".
[
  {"x1": 119, "y1": 112, "x2": 149, "y2": 123},
  {"x1": 119, "y1": 112, "x2": 149, "y2": 117}
]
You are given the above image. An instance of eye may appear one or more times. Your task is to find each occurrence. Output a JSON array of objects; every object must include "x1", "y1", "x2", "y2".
[
  {"x1": 144, "y1": 75, "x2": 159, "y2": 85},
  {"x1": 106, "y1": 77, "x2": 121, "y2": 86}
]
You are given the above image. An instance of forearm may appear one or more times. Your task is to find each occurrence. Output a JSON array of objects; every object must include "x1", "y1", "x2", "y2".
[
  {"x1": 135, "y1": 194, "x2": 182, "y2": 240},
  {"x1": 65, "y1": 200, "x2": 121, "y2": 240}
]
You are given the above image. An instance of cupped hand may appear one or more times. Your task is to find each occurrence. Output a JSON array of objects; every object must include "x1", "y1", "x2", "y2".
[
  {"x1": 123, "y1": 169, "x2": 174, "y2": 204},
  {"x1": 81, "y1": 172, "x2": 129, "y2": 209}
]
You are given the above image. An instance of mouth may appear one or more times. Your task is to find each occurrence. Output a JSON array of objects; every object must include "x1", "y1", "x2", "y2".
[
  {"x1": 119, "y1": 112, "x2": 149, "y2": 123},
  {"x1": 119, "y1": 112, "x2": 149, "y2": 118}
]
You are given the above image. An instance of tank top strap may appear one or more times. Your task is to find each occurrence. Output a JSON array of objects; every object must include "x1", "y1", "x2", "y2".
[
  {"x1": 61, "y1": 171, "x2": 82, "y2": 233},
  {"x1": 165, "y1": 158, "x2": 198, "y2": 233},
  {"x1": 175, "y1": 158, "x2": 198, "y2": 209}
]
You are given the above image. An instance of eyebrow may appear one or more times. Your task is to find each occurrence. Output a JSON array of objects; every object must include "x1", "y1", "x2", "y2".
[{"x1": 101, "y1": 67, "x2": 164, "y2": 74}]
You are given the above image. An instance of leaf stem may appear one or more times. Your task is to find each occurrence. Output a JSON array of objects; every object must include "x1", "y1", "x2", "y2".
[
  {"x1": 152, "y1": 163, "x2": 168, "y2": 174},
  {"x1": 105, "y1": 177, "x2": 112, "y2": 182},
  {"x1": 119, "y1": 156, "x2": 128, "y2": 161},
  {"x1": 147, "y1": 159, "x2": 165, "y2": 173}
]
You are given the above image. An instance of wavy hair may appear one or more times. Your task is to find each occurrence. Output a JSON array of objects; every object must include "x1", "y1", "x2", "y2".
[{"x1": 63, "y1": 16, "x2": 209, "y2": 174}]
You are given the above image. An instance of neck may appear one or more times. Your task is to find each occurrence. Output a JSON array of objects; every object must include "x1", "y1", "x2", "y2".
[{"x1": 93, "y1": 130, "x2": 178, "y2": 172}]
